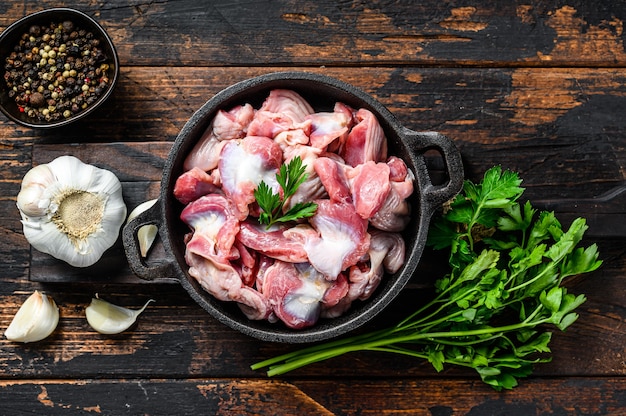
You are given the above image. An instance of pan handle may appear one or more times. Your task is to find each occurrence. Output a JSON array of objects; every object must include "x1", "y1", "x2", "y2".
[
  {"x1": 122, "y1": 199, "x2": 177, "y2": 281},
  {"x1": 402, "y1": 129, "x2": 464, "y2": 212}
]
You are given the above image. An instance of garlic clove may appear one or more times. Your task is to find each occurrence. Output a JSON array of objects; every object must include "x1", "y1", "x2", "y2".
[
  {"x1": 16, "y1": 164, "x2": 56, "y2": 217},
  {"x1": 126, "y1": 199, "x2": 158, "y2": 257},
  {"x1": 5, "y1": 291, "x2": 60, "y2": 343},
  {"x1": 85, "y1": 295, "x2": 154, "y2": 334}
]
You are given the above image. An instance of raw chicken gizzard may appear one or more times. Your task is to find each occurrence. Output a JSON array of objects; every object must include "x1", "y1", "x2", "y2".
[{"x1": 175, "y1": 89, "x2": 413, "y2": 329}]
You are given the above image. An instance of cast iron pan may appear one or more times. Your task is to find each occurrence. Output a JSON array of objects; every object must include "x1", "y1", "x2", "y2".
[{"x1": 123, "y1": 72, "x2": 464, "y2": 343}]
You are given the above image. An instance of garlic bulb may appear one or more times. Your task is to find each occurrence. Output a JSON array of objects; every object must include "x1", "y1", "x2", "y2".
[
  {"x1": 126, "y1": 199, "x2": 158, "y2": 257},
  {"x1": 16, "y1": 155, "x2": 127, "y2": 267},
  {"x1": 4, "y1": 291, "x2": 59, "y2": 343},
  {"x1": 86, "y1": 295, "x2": 154, "y2": 334}
]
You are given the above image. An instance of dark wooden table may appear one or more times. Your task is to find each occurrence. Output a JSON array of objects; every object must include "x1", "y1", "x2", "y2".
[{"x1": 1, "y1": 1, "x2": 625, "y2": 414}]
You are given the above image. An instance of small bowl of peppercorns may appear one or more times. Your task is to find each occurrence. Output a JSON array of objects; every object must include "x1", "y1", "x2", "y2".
[{"x1": 0, "y1": 8, "x2": 119, "y2": 128}]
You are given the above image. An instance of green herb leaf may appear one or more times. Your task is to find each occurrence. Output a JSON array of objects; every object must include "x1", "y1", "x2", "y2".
[
  {"x1": 251, "y1": 166, "x2": 601, "y2": 391},
  {"x1": 273, "y1": 201, "x2": 318, "y2": 223},
  {"x1": 427, "y1": 347, "x2": 445, "y2": 372},
  {"x1": 540, "y1": 287, "x2": 563, "y2": 313},
  {"x1": 254, "y1": 156, "x2": 318, "y2": 229}
]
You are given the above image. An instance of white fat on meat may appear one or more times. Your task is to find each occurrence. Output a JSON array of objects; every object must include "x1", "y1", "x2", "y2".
[
  {"x1": 183, "y1": 104, "x2": 254, "y2": 171},
  {"x1": 303, "y1": 200, "x2": 370, "y2": 279},
  {"x1": 322, "y1": 230, "x2": 405, "y2": 319},
  {"x1": 218, "y1": 136, "x2": 283, "y2": 218},
  {"x1": 306, "y1": 102, "x2": 354, "y2": 150},
  {"x1": 180, "y1": 194, "x2": 240, "y2": 261},
  {"x1": 263, "y1": 261, "x2": 348, "y2": 329},
  {"x1": 180, "y1": 194, "x2": 271, "y2": 321},
  {"x1": 247, "y1": 89, "x2": 314, "y2": 138}
]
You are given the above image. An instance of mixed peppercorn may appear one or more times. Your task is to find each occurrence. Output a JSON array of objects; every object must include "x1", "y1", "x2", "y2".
[{"x1": 3, "y1": 20, "x2": 113, "y2": 123}]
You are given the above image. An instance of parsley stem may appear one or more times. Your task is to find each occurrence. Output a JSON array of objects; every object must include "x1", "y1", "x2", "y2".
[
  {"x1": 257, "y1": 320, "x2": 544, "y2": 377},
  {"x1": 251, "y1": 167, "x2": 599, "y2": 390},
  {"x1": 508, "y1": 264, "x2": 556, "y2": 293}
]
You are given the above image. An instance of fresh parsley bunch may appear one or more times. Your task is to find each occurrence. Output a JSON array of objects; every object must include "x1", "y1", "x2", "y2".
[{"x1": 252, "y1": 166, "x2": 602, "y2": 390}]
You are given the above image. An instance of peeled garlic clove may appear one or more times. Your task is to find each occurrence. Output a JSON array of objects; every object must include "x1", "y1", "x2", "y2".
[
  {"x1": 86, "y1": 295, "x2": 154, "y2": 334},
  {"x1": 5, "y1": 291, "x2": 59, "y2": 343},
  {"x1": 127, "y1": 199, "x2": 158, "y2": 257}
]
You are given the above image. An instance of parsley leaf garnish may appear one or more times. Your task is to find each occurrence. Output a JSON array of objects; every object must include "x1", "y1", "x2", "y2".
[
  {"x1": 251, "y1": 166, "x2": 602, "y2": 391},
  {"x1": 254, "y1": 156, "x2": 317, "y2": 229}
]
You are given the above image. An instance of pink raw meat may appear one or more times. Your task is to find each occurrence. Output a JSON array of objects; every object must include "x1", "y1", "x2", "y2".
[
  {"x1": 370, "y1": 158, "x2": 415, "y2": 232},
  {"x1": 177, "y1": 89, "x2": 415, "y2": 329},
  {"x1": 323, "y1": 230, "x2": 405, "y2": 318},
  {"x1": 218, "y1": 135, "x2": 283, "y2": 218},
  {"x1": 282, "y1": 144, "x2": 326, "y2": 209},
  {"x1": 247, "y1": 89, "x2": 314, "y2": 138},
  {"x1": 306, "y1": 102, "x2": 354, "y2": 149},
  {"x1": 183, "y1": 104, "x2": 254, "y2": 171},
  {"x1": 314, "y1": 157, "x2": 352, "y2": 204},
  {"x1": 212, "y1": 103, "x2": 255, "y2": 140},
  {"x1": 348, "y1": 230, "x2": 405, "y2": 301},
  {"x1": 180, "y1": 195, "x2": 271, "y2": 321},
  {"x1": 237, "y1": 220, "x2": 311, "y2": 263},
  {"x1": 262, "y1": 261, "x2": 349, "y2": 329},
  {"x1": 340, "y1": 108, "x2": 387, "y2": 167},
  {"x1": 348, "y1": 161, "x2": 391, "y2": 219},
  {"x1": 316, "y1": 157, "x2": 392, "y2": 219},
  {"x1": 173, "y1": 167, "x2": 220, "y2": 204},
  {"x1": 258, "y1": 89, "x2": 314, "y2": 123},
  {"x1": 303, "y1": 200, "x2": 370, "y2": 278}
]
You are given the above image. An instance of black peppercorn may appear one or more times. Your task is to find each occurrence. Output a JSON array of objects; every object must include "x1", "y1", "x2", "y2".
[
  {"x1": 62, "y1": 20, "x2": 74, "y2": 33},
  {"x1": 67, "y1": 45, "x2": 81, "y2": 56},
  {"x1": 29, "y1": 25, "x2": 41, "y2": 36},
  {"x1": 29, "y1": 92, "x2": 45, "y2": 107},
  {"x1": 3, "y1": 20, "x2": 113, "y2": 121}
]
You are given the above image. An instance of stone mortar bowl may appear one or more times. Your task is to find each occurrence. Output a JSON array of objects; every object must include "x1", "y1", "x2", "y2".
[{"x1": 123, "y1": 71, "x2": 464, "y2": 343}]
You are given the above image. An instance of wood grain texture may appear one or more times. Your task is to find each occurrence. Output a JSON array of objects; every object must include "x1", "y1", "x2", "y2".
[
  {"x1": 0, "y1": 0, "x2": 625, "y2": 414},
  {"x1": 0, "y1": 377, "x2": 624, "y2": 415},
  {"x1": 3, "y1": 1, "x2": 626, "y2": 67}
]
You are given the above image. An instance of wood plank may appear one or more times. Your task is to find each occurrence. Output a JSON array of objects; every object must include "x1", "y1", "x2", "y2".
[
  {"x1": 294, "y1": 378, "x2": 626, "y2": 415},
  {"x1": 1, "y1": 66, "x2": 622, "y2": 191},
  {"x1": 0, "y1": 377, "x2": 623, "y2": 415},
  {"x1": 3, "y1": 2, "x2": 626, "y2": 66},
  {"x1": 1, "y1": 237, "x2": 623, "y2": 379}
]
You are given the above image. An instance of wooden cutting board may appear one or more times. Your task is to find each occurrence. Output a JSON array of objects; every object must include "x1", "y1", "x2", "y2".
[{"x1": 28, "y1": 142, "x2": 178, "y2": 284}]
